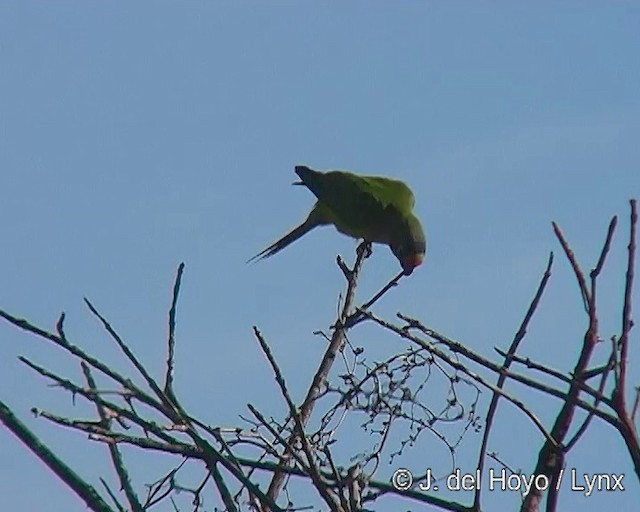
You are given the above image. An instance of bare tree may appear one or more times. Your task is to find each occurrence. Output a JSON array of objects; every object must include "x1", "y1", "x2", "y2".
[{"x1": 1, "y1": 200, "x2": 637, "y2": 512}]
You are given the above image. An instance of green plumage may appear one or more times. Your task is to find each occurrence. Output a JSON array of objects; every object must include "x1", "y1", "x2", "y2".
[{"x1": 250, "y1": 165, "x2": 426, "y2": 275}]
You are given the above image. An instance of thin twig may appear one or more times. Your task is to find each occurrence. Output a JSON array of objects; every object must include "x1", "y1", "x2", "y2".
[
  {"x1": 246, "y1": 404, "x2": 306, "y2": 467},
  {"x1": 632, "y1": 387, "x2": 640, "y2": 423},
  {"x1": 267, "y1": 245, "x2": 369, "y2": 500},
  {"x1": 254, "y1": 328, "x2": 341, "y2": 511},
  {"x1": 0, "y1": 399, "x2": 114, "y2": 512},
  {"x1": 493, "y1": 349, "x2": 613, "y2": 408},
  {"x1": 612, "y1": 199, "x2": 639, "y2": 480},
  {"x1": 552, "y1": 221, "x2": 590, "y2": 312},
  {"x1": 365, "y1": 311, "x2": 558, "y2": 446},
  {"x1": 343, "y1": 270, "x2": 404, "y2": 328},
  {"x1": 0, "y1": 308, "x2": 165, "y2": 414},
  {"x1": 165, "y1": 263, "x2": 185, "y2": 400},
  {"x1": 100, "y1": 478, "x2": 126, "y2": 512},
  {"x1": 82, "y1": 362, "x2": 143, "y2": 512},
  {"x1": 84, "y1": 299, "x2": 181, "y2": 422},
  {"x1": 522, "y1": 217, "x2": 617, "y2": 512},
  {"x1": 474, "y1": 252, "x2": 553, "y2": 510},
  {"x1": 565, "y1": 351, "x2": 615, "y2": 451},
  {"x1": 395, "y1": 315, "x2": 617, "y2": 425},
  {"x1": 19, "y1": 356, "x2": 184, "y2": 446}
]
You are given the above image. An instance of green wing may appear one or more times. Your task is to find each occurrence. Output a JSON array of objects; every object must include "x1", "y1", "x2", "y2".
[
  {"x1": 295, "y1": 166, "x2": 415, "y2": 215},
  {"x1": 348, "y1": 174, "x2": 415, "y2": 214},
  {"x1": 294, "y1": 166, "x2": 416, "y2": 242}
]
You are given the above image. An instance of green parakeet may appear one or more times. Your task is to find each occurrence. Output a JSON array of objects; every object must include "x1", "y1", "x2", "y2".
[{"x1": 250, "y1": 165, "x2": 426, "y2": 275}]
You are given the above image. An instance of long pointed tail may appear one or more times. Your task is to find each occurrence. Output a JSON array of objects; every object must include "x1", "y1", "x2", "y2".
[{"x1": 247, "y1": 218, "x2": 317, "y2": 263}]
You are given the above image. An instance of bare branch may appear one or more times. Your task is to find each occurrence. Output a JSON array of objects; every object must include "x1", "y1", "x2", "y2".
[
  {"x1": 522, "y1": 215, "x2": 619, "y2": 512},
  {"x1": 0, "y1": 308, "x2": 165, "y2": 414},
  {"x1": 474, "y1": 252, "x2": 553, "y2": 510},
  {"x1": 552, "y1": 221, "x2": 590, "y2": 311},
  {"x1": 343, "y1": 270, "x2": 404, "y2": 328},
  {"x1": 254, "y1": 327, "x2": 342, "y2": 511},
  {"x1": 84, "y1": 298, "x2": 181, "y2": 422},
  {"x1": 0, "y1": 399, "x2": 114, "y2": 512},
  {"x1": 267, "y1": 244, "x2": 370, "y2": 500},
  {"x1": 82, "y1": 362, "x2": 144, "y2": 512},
  {"x1": 165, "y1": 262, "x2": 185, "y2": 401},
  {"x1": 365, "y1": 311, "x2": 558, "y2": 447},
  {"x1": 612, "y1": 199, "x2": 640, "y2": 480}
]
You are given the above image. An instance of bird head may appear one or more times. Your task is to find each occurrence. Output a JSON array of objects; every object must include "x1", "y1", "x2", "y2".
[{"x1": 390, "y1": 214, "x2": 426, "y2": 276}]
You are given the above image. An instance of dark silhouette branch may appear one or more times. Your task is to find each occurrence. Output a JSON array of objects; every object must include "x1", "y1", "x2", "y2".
[
  {"x1": 0, "y1": 202, "x2": 636, "y2": 512},
  {"x1": 266, "y1": 243, "x2": 369, "y2": 501},
  {"x1": 474, "y1": 251, "x2": 554, "y2": 510},
  {"x1": 612, "y1": 199, "x2": 639, "y2": 479},
  {"x1": 0, "y1": 399, "x2": 114, "y2": 512},
  {"x1": 164, "y1": 261, "x2": 185, "y2": 401}
]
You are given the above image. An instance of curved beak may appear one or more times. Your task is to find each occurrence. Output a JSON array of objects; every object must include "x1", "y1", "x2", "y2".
[{"x1": 402, "y1": 253, "x2": 425, "y2": 275}]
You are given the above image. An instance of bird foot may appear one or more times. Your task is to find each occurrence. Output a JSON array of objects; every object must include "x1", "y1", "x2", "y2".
[{"x1": 357, "y1": 241, "x2": 373, "y2": 259}]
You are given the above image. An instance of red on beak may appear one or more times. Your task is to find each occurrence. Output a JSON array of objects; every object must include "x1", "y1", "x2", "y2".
[{"x1": 402, "y1": 253, "x2": 425, "y2": 275}]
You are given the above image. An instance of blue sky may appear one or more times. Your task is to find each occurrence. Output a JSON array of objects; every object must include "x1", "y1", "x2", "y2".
[{"x1": 1, "y1": 3, "x2": 638, "y2": 511}]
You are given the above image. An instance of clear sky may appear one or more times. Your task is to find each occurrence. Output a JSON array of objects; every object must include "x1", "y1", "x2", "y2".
[{"x1": 1, "y1": 2, "x2": 638, "y2": 511}]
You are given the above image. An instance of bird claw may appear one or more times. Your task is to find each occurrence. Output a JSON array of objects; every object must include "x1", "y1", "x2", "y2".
[{"x1": 357, "y1": 241, "x2": 373, "y2": 259}]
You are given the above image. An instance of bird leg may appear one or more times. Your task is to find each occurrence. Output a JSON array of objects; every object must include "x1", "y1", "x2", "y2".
[{"x1": 356, "y1": 240, "x2": 373, "y2": 259}]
